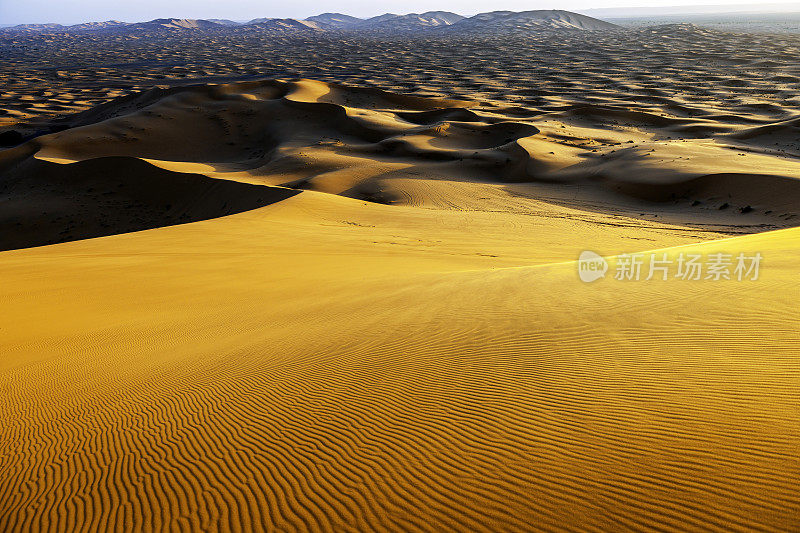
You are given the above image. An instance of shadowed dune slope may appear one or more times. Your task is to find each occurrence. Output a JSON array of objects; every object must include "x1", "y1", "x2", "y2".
[{"x1": 0, "y1": 155, "x2": 298, "y2": 251}]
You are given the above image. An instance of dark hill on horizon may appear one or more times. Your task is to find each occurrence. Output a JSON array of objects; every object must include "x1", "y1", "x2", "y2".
[
  {"x1": 3, "y1": 10, "x2": 619, "y2": 35},
  {"x1": 444, "y1": 10, "x2": 620, "y2": 32}
]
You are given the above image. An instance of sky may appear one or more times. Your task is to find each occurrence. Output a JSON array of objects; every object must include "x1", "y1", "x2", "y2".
[{"x1": 1, "y1": 0, "x2": 800, "y2": 25}]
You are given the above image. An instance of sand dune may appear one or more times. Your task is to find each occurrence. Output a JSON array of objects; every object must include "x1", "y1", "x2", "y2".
[
  {"x1": 1, "y1": 25, "x2": 799, "y2": 533},
  {"x1": 1, "y1": 78, "x2": 798, "y2": 252},
  {"x1": 440, "y1": 10, "x2": 619, "y2": 33},
  {"x1": 1, "y1": 181, "x2": 798, "y2": 532},
  {"x1": 2, "y1": 10, "x2": 610, "y2": 35},
  {"x1": 0, "y1": 155, "x2": 298, "y2": 251},
  {"x1": 4, "y1": 24, "x2": 800, "y2": 147}
]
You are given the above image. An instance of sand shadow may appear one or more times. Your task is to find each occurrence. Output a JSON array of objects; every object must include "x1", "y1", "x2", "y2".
[{"x1": 0, "y1": 156, "x2": 300, "y2": 251}]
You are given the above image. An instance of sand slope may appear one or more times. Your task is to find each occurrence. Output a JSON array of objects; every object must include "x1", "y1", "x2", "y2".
[
  {"x1": 1, "y1": 192, "x2": 798, "y2": 532},
  {"x1": 1, "y1": 80, "x2": 799, "y2": 531}
]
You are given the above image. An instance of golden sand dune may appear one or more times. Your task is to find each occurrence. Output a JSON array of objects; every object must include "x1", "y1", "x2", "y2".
[{"x1": 1, "y1": 80, "x2": 799, "y2": 531}]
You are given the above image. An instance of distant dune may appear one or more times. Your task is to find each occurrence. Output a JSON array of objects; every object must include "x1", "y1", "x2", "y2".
[
  {"x1": 304, "y1": 12, "x2": 364, "y2": 29},
  {"x1": 443, "y1": 10, "x2": 620, "y2": 32},
  {"x1": 128, "y1": 18, "x2": 228, "y2": 31},
  {"x1": 243, "y1": 18, "x2": 326, "y2": 32},
  {"x1": 2, "y1": 77, "x2": 799, "y2": 251},
  {"x1": 65, "y1": 20, "x2": 128, "y2": 31},
  {"x1": 359, "y1": 11, "x2": 465, "y2": 31},
  {"x1": 3, "y1": 9, "x2": 616, "y2": 35}
]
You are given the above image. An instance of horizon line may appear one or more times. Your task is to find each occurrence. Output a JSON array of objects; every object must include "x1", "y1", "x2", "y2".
[{"x1": 4, "y1": 3, "x2": 800, "y2": 27}]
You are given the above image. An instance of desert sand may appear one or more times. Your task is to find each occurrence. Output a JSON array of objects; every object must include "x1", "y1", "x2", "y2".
[{"x1": 1, "y1": 20, "x2": 799, "y2": 533}]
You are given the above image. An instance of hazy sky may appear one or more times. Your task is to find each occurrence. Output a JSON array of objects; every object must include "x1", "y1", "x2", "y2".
[{"x1": 2, "y1": 0, "x2": 800, "y2": 24}]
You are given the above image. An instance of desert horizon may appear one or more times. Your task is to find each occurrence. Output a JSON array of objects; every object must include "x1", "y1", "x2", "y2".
[
  {"x1": 1, "y1": 3, "x2": 799, "y2": 532},
  {"x1": 8, "y1": 5, "x2": 800, "y2": 29},
  {"x1": 5, "y1": 0, "x2": 800, "y2": 25}
]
